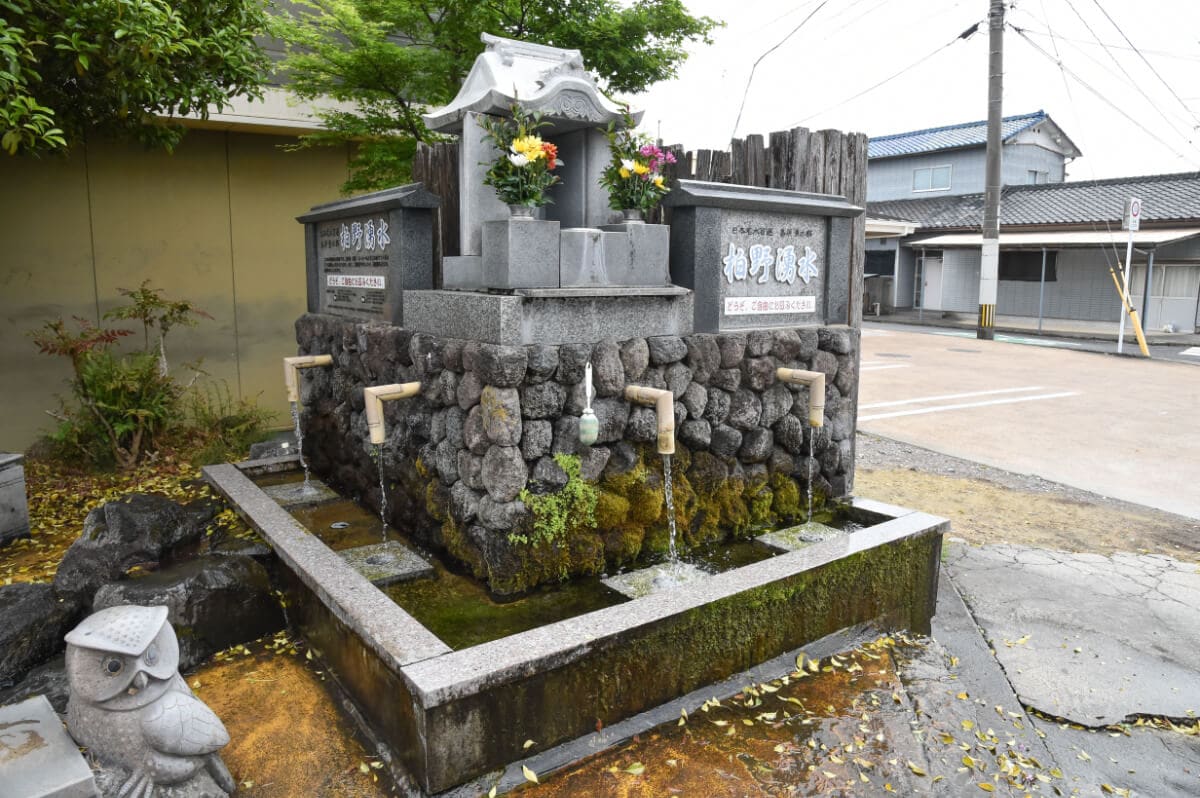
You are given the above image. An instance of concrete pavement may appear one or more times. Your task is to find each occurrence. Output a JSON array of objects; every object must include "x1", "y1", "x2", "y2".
[{"x1": 857, "y1": 326, "x2": 1200, "y2": 520}]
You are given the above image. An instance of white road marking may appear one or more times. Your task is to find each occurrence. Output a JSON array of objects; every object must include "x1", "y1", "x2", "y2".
[
  {"x1": 859, "y1": 391, "x2": 1080, "y2": 421},
  {"x1": 1181, "y1": 346, "x2": 1200, "y2": 357},
  {"x1": 861, "y1": 329, "x2": 892, "y2": 337},
  {"x1": 860, "y1": 364, "x2": 911, "y2": 371},
  {"x1": 860, "y1": 386, "x2": 1046, "y2": 410},
  {"x1": 996, "y1": 334, "x2": 1082, "y2": 348}
]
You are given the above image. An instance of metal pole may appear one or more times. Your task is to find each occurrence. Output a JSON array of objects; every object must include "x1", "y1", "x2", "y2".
[
  {"x1": 918, "y1": 248, "x2": 926, "y2": 323},
  {"x1": 1037, "y1": 247, "x2": 1047, "y2": 334},
  {"x1": 1117, "y1": 227, "x2": 1135, "y2": 353},
  {"x1": 1142, "y1": 249, "x2": 1155, "y2": 329},
  {"x1": 978, "y1": 0, "x2": 1005, "y2": 340}
]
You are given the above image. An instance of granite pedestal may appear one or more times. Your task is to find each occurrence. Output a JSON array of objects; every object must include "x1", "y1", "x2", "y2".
[
  {"x1": 1, "y1": 452, "x2": 30, "y2": 546},
  {"x1": 0, "y1": 695, "x2": 98, "y2": 797}
]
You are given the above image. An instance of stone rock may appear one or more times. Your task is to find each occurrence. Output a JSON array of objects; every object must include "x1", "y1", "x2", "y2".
[
  {"x1": 638, "y1": 365, "x2": 668, "y2": 391},
  {"x1": 744, "y1": 463, "x2": 769, "y2": 483},
  {"x1": 830, "y1": 398, "x2": 854, "y2": 442},
  {"x1": 710, "y1": 424, "x2": 743, "y2": 459},
  {"x1": 819, "y1": 327, "x2": 853, "y2": 355},
  {"x1": 521, "y1": 419, "x2": 553, "y2": 460},
  {"x1": 678, "y1": 419, "x2": 712, "y2": 450},
  {"x1": 619, "y1": 338, "x2": 649, "y2": 383},
  {"x1": 741, "y1": 357, "x2": 776, "y2": 391},
  {"x1": 835, "y1": 354, "x2": 857, "y2": 396},
  {"x1": 818, "y1": 440, "x2": 841, "y2": 472},
  {"x1": 770, "y1": 329, "x2": 803, "y2": 361},
  {"x1": 208, "y1": 537, "x2": 273, "y2": 564},
  {"x1": 531, "y1": 458, "x2": 569, "y2": 492},
  {"x1": 578, "y1": 446, "x2": 611, "y2": 481},
  {"x1": 477, "y1": 497, "x2": 530, "y2": 530},
  {"x1": 93, "y1": 556, "x2": 284, "y2": 672},
  {"x1": 458, "y1": 451, "x2": 485, "y2": 490},
  {"x1": 477, "y1": 343, "x2": 527, "y2": 387},
  {"x1": 647, "y1": 335, "x2": 687, "y2": 364},
  {"x1": 710, "y1": 368, "x2": 741, "y2": 392},
  {"x1": 626, "y1": 407, "x2": 658, "y2": 443},
  {"x1": 481, "y1": 445, "x2": 528, "y2": 502},
  {"x1": 798, "y1": 328, "x2": 819, "y2": 360},
  {"x1": 457, "y1": 370, "x2": 484, "y2": 410},
  {"x1": 0, "y1": 583, "x2": 79, "y2": 688},
  {"x1": 520, "y1": 381, "x2": 566, "y2": 419},
  {"x1": 402, "y1": 399, "x2": 433, "y2": 441},
  {"x1": 727, "y1": 389, "x2": 763, "y2": 431},
  {"x1": 0, "y1": 656, "x2": 69, "y2": 714},
  {"x1": 684, "y1": 334, "x2": 720, "y2": 382},
  {"x1": 739, "y1": 428, "x2": 774, "y2": 463},
  {"x1": 461, "y1": 340, "x2": 481, "y2": 372},
  {"x1": 702, "y1": 387, "x2": 731, "y2": 425},
  {"x1": 449, "y1": 481, "x2": 481, "y2": 523},
  {"x1": 441, "y1": 338, "x2": 463, "y2": 371},
  {"x1": 592, "y1": 397, "x2": 629, "y2": 444},
  {"x1": 681, "y1": 382, "x2": 708, "y2": 419},
  {"x1": 429, "y1": 408, "x2": 448, "y2": 444},
  {"x1": 768, "y1": 446, "x2": 795, "y2": 475},
  {"x1": 746, "y1": 329, "x2": 774, "y2": 356},
  {"x1": 664, "y1": 362, "x2": 692, "y2": 398},
  {"x1": 716, "y1": 333, "x2": 747, "y2": 368},
  {"x1": 774, "y1": 414, "x2": 807, "y2": 455},
  {"x1": 812, "y1": 349, "x2": 839, "y2": 380},
  {"x1": 444, "y1": 406, "x2": 466, "y2": 449},
  {"x1": 425, "y1": 369, "x2": 459, "y2": 407},
  {"x1": 556, "y1": 343, "x2": 592, "y2": 384},
  {"x1": 435, "y1": 439, "x2": 459, "y2": 484},
  {"x1": 409, "y1": 333, "x2": 443, "y2": 375},
  {"x1": 53, "y1": 494, "x2": 219, "y2": 608},
  {"x1": 591, "y1": 339, "x2": 625, "y2": 396},
  {"x1": 525, "y1": 344, "x2": 559, "y2": 384},
  {"x1": 838, "y1": 438, "x2": 854, "y2": 470},
  {"x1": 603, "y1": 441, "x2": 638, "y2": 477},
  {"x1": 481, "y1": 385, "x2": 522, "y2": 446},
  {"x1": 760, "y1": 383, "x2": 794, "y2": 428},
  {"x1": 247, "y1": 433, "x2": 296, "y2": 461},
  {"x1": 552, "y1": 416, "x2": 580, "y2": 454},
  {"x1": 688, "y1": 451, "x2": 729, "y2": 488},
  {"x1": 464, "y1": 405, "x2": 489, "y2": 455}
]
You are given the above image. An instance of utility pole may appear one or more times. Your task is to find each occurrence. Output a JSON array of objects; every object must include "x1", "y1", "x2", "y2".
[{"x1": 978, "y1": 0, "x2": 1004, "y2": 340}]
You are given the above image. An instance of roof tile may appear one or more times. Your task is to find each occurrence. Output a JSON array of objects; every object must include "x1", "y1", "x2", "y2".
[{"x1": 868, "y1": 111, "x2": 1046, "y2": 159}]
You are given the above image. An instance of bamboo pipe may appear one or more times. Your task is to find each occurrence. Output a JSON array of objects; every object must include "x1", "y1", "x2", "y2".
[
  {"x1": 624, "y1": 385, "x2": 675, "y2": 455},
  {"x1": 775, "y1": 368, "x2": 825, "y2": 427},
  {"x1": 363, "y1": 383, "x2": 422, "y2": 445},
  {"x1": 284, "y1": 355, "x2": 333, "y2": 403}
]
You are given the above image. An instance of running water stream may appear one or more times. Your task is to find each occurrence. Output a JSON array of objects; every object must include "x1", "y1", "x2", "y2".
[
  {"x1": 662, "y1": 454, "x2": 677, "y2": 562},
  {"x1": 290, "y1": 401, "x2": 317, "y2": 496},
  {"x1": 806, "y1": 430, "x2": 815, "y2": 523},
  {"x1": 374, "y1": 443, "x2": 388, "y2": 540}
]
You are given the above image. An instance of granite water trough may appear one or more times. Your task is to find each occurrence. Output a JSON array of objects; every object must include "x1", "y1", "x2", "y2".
[{"x1": 205, "y1": 457, "x2": 946, "y2": 794}]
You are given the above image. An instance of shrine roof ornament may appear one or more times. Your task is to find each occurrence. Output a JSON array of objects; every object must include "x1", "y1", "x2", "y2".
[{"x1": 423, "y1": 33, "x2": 641, "y2": 134}]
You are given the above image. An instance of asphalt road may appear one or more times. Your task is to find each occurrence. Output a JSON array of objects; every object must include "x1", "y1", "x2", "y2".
[{"x1": 857, "y1": 323, "x2": 1200, "y2": 520}]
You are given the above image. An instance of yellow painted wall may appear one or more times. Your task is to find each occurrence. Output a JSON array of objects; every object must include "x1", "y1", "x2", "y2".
[{"x1": 0, "y1": 130, "x2": 349, "y2": 451}]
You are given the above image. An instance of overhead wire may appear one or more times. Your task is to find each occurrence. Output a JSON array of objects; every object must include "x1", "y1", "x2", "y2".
[
  {"x1": 730, "y1": 0, "x2": 831, "y2": 140},
  {"x1": 1008, "y1": 24, "x2": 1197, "y2": 165},
  {"x1": 783, "y1": 21, "x2": 981, "y2": 129}
]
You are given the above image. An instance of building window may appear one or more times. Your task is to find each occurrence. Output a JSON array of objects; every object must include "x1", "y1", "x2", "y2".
[
  {"x1": 913, "y1": 165, "x2": 951, "y2": 192},
  {"x1": 1026, "y1": 170, "x2": 1046, "y2": 184},
  {"x1": 999, "y1": 250, "x2": 1057, "y2": 281}
]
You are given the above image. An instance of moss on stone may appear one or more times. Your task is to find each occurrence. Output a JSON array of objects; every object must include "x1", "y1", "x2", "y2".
[
  {"x1": 595, "y1": 491, "x2": 631, "y2": 529},
  {"x1": 769, "y1": 472, "x2": 802, "y2": 519}
]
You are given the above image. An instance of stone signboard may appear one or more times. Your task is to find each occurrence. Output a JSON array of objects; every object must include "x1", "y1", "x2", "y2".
[
  {"x1": 664, "y1": 180, "x2": 863, "y2": 333},
  {"x1": 298, "y1": 184, "x2": 439, "y2": 325}
]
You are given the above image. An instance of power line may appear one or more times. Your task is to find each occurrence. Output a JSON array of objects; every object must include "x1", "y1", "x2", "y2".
[
  {"x1": 783, "y1": 22, "x2": 980, "y2": 128},
  {"x1": 1088, "y1": 0, "x2": 1200, "y2": 127},
  {"x1": 1009, "y1": 24, "x2": 1197, "y2": 164},
  {"x1": 1008, "y1": 26, "x2": 1200, "y2": 63},
  {"x1": 731, "y1": 0, "x2": 831, "y2": 140}
]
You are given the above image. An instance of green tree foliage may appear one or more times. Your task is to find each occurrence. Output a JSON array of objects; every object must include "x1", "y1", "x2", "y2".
[
  {"x1": 271, "y1": 0, "x2": 720, "y2": 191},
  {"x1": 1, "y1": 0, "x2": 270, "y2": 155}
]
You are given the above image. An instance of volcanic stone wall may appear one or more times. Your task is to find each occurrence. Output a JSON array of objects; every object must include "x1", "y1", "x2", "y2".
[{"x1": 295, "y1": 312, "x2": 859, "y2": 594}]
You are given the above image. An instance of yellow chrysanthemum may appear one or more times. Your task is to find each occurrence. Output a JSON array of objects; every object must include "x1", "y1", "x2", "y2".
[
  {"x1": 633, "y1": 161, "x2": 650, "y2": 175},
  {"x1": 619, "y1": 167, "x2": 631, "y2": 179},
  {"x1": 653, "y1": 175, "x2": 665, "y2": 188},
  {"x1": 512, "y1": 136, "x2": 545, "y2": 160}
]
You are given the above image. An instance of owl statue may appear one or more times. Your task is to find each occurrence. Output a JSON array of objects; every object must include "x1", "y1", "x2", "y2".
[{"x1": 64, "y1": 605, "x2": 237, "y2": 797}]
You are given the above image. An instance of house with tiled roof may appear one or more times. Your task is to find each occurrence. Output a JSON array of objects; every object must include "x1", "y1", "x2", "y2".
[
  {"x1": 867, "y1": 111, "x2": 1081, "y2": 202},
  {"x1": 862, "y1": 113, "x2": 1200, "y2": 334}
]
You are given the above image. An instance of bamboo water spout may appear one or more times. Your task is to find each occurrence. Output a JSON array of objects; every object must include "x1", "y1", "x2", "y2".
[
  {"x1": 284, "y1": 355, "x2": 333, "y2": 403},
  {"x1": 624, "y1": 385, "x2": 675, "y2": 455},
  {"x1": 364, "y1": 383, "x2": 422, "y2": 445},
  {"x1": 775, "y1": 368, "x2": 825, "y2": 427}
]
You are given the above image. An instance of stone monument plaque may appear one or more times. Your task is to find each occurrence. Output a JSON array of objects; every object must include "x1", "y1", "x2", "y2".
[
  {"x1": 299, "y1": 184, "x2": 439, "y2": 325},
  {"x1": 664, "y1": 180, "x2": 863, "y2": 333}
]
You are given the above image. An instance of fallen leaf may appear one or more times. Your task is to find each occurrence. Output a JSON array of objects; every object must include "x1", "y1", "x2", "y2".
[{"x1": 522, "y1": 765, "x2": 539, "y2": 784}]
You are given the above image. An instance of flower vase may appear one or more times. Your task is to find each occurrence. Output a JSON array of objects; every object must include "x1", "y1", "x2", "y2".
[
  {"x1": 508, "y1": 204, "x2": 536, "y2": 219},
  {"x1": 621, "y1": 208, "x2": 646, "y2": 223}
]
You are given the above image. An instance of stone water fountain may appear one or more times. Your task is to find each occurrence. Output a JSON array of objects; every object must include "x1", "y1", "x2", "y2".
[{"x1": 205, "y1": 33, "x2": 946, "y2": 795}]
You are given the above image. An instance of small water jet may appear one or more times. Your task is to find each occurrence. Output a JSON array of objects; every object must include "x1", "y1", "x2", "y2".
[
  {"x1": 775, "y1": 367, "x2": 827, "y2": 523},
  {"x1": 362, "y1": 382, "x2": 421, "y2": 538},
  {"x1": 283, "y1": 354, "x2": 333, "y2": 495}
]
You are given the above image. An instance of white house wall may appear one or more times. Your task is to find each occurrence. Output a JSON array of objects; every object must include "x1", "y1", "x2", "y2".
[
  {"x1": 1001, "y1": 144, "x2": 1066, "y2": 184},
  {"x1": 867, "y1": 144, "x2": 1066, "y2": 202},
  {"x1": 941, "y1": 249, "x2": 981, "y2": 312}
]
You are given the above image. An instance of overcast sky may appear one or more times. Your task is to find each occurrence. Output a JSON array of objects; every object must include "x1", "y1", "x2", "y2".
[{"x1": 626, "y1": 0, "x2": 1200, "y2": 181}]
